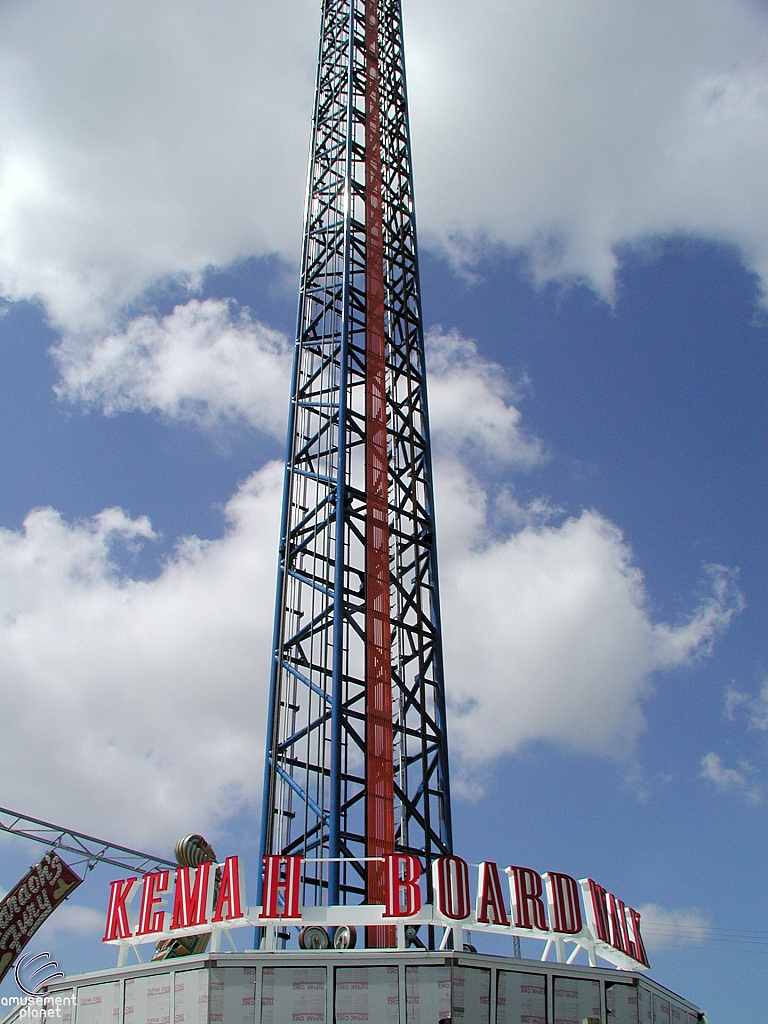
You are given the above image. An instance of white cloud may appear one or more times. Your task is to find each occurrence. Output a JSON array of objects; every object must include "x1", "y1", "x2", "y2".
[
  {"x1": 700, "y1": 752, "x2": 762, "y2": 804},
  {"x1": 725, "y1": 678, "x2": 768, "y2": 730},
  {"x1": 0, "y1": 0, "x2": 316, "y2": 332},
  {"x1": 422, "y1": 336, "x2": 742, "y2": 772},
  {"x1": 35, "y1": 903, "x2": 104, "y2": 940},
  {"x1": 406, "y1": 0, "x2": 768, "y2": 301},
  {"x1": 51, "y1": 315, "x2": 539, "y2": 458},
  {"x1": 439, "y1": 471, "x2": 741, "y2": 772},
  {"x1": 0, "y1": 462, "x2": 282, "y2": 849},
  {"x1": 636, "y1": 904, "x2": 710, "y2": 953},
  {"x1": 0, "y1": 328, "x2": 742, "y2": 844},
  {"x1": 0, "y1": 0, "x2": 766, "y2": 333},
  {"x1": 426, "y1": 329, "x2": 545, "y2": 469},
  {"x1": 53, "y1": 299, "x2": 291, "y2": 436}
]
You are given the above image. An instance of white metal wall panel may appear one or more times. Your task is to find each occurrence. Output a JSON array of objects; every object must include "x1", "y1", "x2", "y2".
[
  {"x1": 452, "y1": 966, "x2": 490, "y2": 1023},
  {"x1": 76, "y1": 982, "x2": 120, "y2": 1024},
  {"x1": 653, "y1": 994, "x2": 671, "y2": 1024},
  {"x1": 124, "y1": 975, "x2": 171, "y2": 1024},
  {"x1": 174, "y1": 970, "x2": 208, "y2": 1024},
  {"x1": 405, "y1": 966, "x2": 451, "y2": 1024},
  {"x1": 209, "y1": 967, "x2": 255, "y2": 1024},
  {"x1": 496, "y1": 971, "x2": 546, "y2": 1024},
  {"x1": 260, "y1": 966, "x2": 326, "y2": 1024},
  {"x1": 44, "y1": 989, "x2": 74, "y2": 1024},
  {"x1": 335, "y1": 965, "x2": 399, "y2": 1023},
  {"x1": 606, "y1": 982, "x2": 639, "y2": 1024},
  {"x1": 554, "y1": 977, "x2": 600, "y2": 1024}
]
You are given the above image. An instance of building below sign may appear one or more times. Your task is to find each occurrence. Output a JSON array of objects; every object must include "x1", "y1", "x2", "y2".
[
  {"x1": 102, "y1": 854, "x2": 649, "y2": 972},
  {"x1": 0, "y1": 948, "x2": 703, "y2": 1024}
]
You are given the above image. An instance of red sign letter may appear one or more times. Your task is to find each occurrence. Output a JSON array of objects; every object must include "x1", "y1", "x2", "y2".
[
  {"x1": 171, "y1": 862, "x2": 214, "y2": 930},
  {"x1": 383, "y1": 855, "x2": 421, "y2": 917},
  {"x1": 580, "y1": 878, "x2": 611, "y2": 943},
  {"x1": 259, "y1": 855, "x2": 303, "y2": 920},
  {"x1": 626, "y1": 906, "x2": 650, "y2": 968},
  {"x1": 212, "y1": 856, "x2": 246, "y2": 923},
  {"x1": 136, "y1": 870, "x2": 172, "y2": 936},
  {"x1": 609, "y1": 893, "x2": 630, "y2": 953},
  {"x1": 506, "y1": 866, "x2": 547, "y2": 931},
  {"x1": 544, "y1": 872, "x2": 582, "y2": 935},
  {"x1": 476, "y1": 862, "x2": 509, "y2": 926},
  {"x1": 103, "y1": 877, "x2": 138, "y2": 941},
  {"x1": 433, "y1": 856, "x2": 471, "y2": 921}
]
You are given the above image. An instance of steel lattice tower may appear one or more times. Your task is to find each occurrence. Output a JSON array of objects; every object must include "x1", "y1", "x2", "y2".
[{"x1": 259, "y1": 0, "x2": 452, "y2": 940}]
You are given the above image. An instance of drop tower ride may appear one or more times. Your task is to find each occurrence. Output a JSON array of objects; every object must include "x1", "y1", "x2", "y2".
[
  {"x1": 0, "y1": 7, "x2": 704, "y2": 1017},
  {"x1": 258, "y1": 0, "x2": 452, "y2": 937}
]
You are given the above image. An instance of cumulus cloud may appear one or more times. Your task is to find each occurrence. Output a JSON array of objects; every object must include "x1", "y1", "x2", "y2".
[
  {"x1": 35, "y1": 903, "x2": 105, "y2": 940},
  {"x1": 52, "y1": 316, "x2": 537, "y2": 455},
  {"x1": 725, "y1": 678, "x2": 768, "y2": 730},
  {"x1": 0, "y1": 463, "x2": 282, "y2": 849},
  {"x1": 0, "y1": 0, "x2": 316, "y2": 331},
  {"x1": 0, "y1": 326, "x2": 742, "y2": 843},
  {"x1": 700, "y1": 752, "x2": 761, "y2": 804},
  {"x1": 421, "y1": 335, "x2": 742, "y2": 777},
  {"x1": 0, "y1": 0, "x2": 767, "y2": 333},
  {"x1": 53, "y1": 299, "x2": 291, "y2": 435},
  {"x1": 426, "y1": 329, "x2": 545, "y2": 469},
  {"x1": 439, "y1": 477, "x2": 741, "y2": 772},
  {"x1": 636, "y1": 904, "x2": 710, "y2": 953},
  {"x1": 406, "y1": 0, "x2": 768, "y2": 301}
]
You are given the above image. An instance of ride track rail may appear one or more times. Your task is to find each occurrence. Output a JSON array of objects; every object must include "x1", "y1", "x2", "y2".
[{"x1": 0, "y1": 806, "x2": 175, "y2": 877}]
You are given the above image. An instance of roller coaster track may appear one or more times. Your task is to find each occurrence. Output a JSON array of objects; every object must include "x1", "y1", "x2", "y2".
[{"x1": 0, "y1": 806, "x2": 174, "y2": 876}]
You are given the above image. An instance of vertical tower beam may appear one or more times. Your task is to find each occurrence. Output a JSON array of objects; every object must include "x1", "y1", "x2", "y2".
[
  {"x1": 364, "y1": 0, "x2": 396, "y2": 946},
  {"x1": 259, "y1": 0, "x2": 452, "y2": 942}
]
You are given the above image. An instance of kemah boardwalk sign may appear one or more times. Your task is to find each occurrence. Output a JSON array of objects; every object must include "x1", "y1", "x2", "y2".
[{"x1": 103, "y1": 853, "x2": 649, "y2": 972}]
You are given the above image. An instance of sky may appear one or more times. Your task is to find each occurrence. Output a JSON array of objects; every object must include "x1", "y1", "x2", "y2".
[{"x1": 0, "y1": 0, "x2": 767, "y2": 1020}]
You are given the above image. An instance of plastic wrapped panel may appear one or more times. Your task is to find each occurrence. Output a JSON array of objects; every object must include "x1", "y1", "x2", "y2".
[
  {"x1": 554, "y1": 977, "x2": 600, "y2": 1024},
  {"x1": 260, "y1": 966, "x2": 326, "y2": 1024},
  {"x1": 335, "y1": 965, "x2": 399, "y2": 1023},
  {"x1": 124, "y1": 975, "x2": 171, "y2": 1024},
  {"x1": 405, "y1": 966, "x2": 451, "y2": 1024}
]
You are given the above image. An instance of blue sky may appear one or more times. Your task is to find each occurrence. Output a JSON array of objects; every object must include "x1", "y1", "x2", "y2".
[{"x1": 0, "y1": 1, "x2": 767, "y2": 1021}]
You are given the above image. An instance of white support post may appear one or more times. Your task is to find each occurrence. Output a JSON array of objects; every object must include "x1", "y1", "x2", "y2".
[
  {"x1": 398, "y1": 961, "x2": 407, "y2": 1024},
  {"x1": 489, "y1": 966, "x2": 497, "y2": 1023},
  {"x1": 254, "y1": 964, "x2": 263, "y2": 1024},
  {"x1": 325, "y1": 964, "x2": 333, "y2": 1024}
]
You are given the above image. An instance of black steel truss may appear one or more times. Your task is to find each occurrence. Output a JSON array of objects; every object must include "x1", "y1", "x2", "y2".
[
  {"x1": 259, "y1": 0, "x2": 452, "y2": 916},
  {"x1": 0, "y1": 806, "x2": 175, "y2": 876}
]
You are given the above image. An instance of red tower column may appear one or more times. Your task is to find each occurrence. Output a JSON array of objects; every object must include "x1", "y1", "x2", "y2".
[{"x1": 364, "y1": 0, "x2": 396, "y2": 947}]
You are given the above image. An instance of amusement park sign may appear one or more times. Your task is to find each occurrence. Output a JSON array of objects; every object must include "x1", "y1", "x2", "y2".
[{"x1": 103, "y1": 854, "x2": 649, "y2": 972}]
